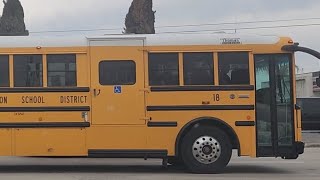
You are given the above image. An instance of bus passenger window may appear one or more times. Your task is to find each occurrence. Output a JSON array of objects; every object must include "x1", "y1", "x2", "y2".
[
  {"x1": 0, "y1": 55, "x2": 9, "y2": 87},
  {"x1": 14, "y1": 55, "x2": 43, "y2": 87},
  {"x1": 183, "y1": 52, "x2": 214, "y2": 85},
  {"x1": 47, "y1": 54, "x2": 77, "y2": 87},
  {"x1": 148, "y1": 53, "x2": 179, "y2": 86},
  {"x1": 218, "y1": 52, "x2": 250, "y2": 85},
  {"x1": 99, "y1": 60, "x2": 136, "y2": 85}
]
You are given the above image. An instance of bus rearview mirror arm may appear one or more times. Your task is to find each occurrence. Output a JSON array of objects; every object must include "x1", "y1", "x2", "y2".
[{"x1": 282, "y1": 44, "x2": 320, "y2": 87}]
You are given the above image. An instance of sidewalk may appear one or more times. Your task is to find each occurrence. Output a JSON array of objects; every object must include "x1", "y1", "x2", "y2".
[{"x1": 303, "y1": 132, "x2": 320, "y2": 148}]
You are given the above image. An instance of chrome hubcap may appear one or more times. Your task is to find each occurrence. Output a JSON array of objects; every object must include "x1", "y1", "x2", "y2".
[{"x1": 192, "y1": 136, "x2": 221, "y2": 164}]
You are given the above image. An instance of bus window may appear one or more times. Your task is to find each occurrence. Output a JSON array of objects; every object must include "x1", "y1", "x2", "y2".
[
  {"x1": 14, "y1": 55, "x2": 43, "y2": 87},
  {"x1": 218, "y1": 52, "x2": 250, "y2": 85},
  {"x1": 0, "y1": 55, "x2": 9, "y2": 87},
  {"x1": 47, "y1": 54, "x2": 77, "y2": 87},
  {"x1": 183, "y1": 52, "x2": 214, "y2": 85},
  {"x1": 148, "y1": 53, "x2": 179, "y2": 86},
  {"x1": 99, "y1": 60, "x2": 136, "y2": 85}
]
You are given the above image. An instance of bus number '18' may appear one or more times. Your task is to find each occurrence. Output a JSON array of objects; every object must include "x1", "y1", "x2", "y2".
[{"x1": 213, "y1": 94, "x2": 220, "y2": 102}]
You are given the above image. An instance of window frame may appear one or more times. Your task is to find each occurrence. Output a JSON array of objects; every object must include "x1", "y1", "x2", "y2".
[
  {"x1": 47, "y1": 54, "x2": 77, "y2": 87},
  {"x1": 148, "y1": 52, "x2": 180, "y2": 86},
  {"x1": 218, "y1": 52, "x2": 250, "y2": 86},
  {"x1": 0, "y1": 55, "x2": 10, "y2": 87},
  {"x1": 183, "y1": 52, "x2": 214, "y2": 86},
  {"x1": 99, "y1": 60, "x2": 137, "y2": 86},
  {"x1": 13, "y1": 54, "x2": 43, "y2": 88}
]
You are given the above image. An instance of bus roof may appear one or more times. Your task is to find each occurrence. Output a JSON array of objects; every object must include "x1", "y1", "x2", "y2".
[{"x1": 0, "y1": 33, "x2": 283, "y2": 48}]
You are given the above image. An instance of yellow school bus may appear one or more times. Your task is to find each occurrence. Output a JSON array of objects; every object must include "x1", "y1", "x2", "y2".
[{"x1": 0, "y1": 34, "x2": 317, "y2": 173}]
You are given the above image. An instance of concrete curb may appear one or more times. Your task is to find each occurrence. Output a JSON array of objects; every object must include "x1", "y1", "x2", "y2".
[{"x1": 305, "y1": 144, "x2": 320, "y2": 148}]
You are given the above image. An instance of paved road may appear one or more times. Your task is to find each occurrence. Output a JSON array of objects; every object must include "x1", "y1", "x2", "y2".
[
  {"x1": 303, "y1": 132, "x2": 320, "y2": 147},
  {"x1": 0, "y1": 148, "x2": 319, "y2": 180}
]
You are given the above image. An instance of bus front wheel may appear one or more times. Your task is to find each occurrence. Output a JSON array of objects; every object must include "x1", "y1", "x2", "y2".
[
  {"x1": 168, "y1": 157, "x2": 184, "y2": 167},
  {"x1": 181, "y1": 126, "x2": 232, "y2": 174}
]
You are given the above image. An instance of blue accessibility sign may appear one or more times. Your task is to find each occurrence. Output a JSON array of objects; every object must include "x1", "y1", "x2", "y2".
[{"x1": 114, "y1": 86, "x2": 122, "y2": 94}]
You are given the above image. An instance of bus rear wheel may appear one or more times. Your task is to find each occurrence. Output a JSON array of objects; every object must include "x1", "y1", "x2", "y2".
[{"x1": 181, "y1": 126, "x2": 232, "y2": 174}]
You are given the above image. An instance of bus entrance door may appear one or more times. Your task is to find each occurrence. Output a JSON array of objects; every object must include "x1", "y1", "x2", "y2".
[
  {"x1": 89, "y1": 39, "x2": 146, "y2": 125},
  {"x1": 255, "y1": 54, "x2": 296, "y2": 157}
]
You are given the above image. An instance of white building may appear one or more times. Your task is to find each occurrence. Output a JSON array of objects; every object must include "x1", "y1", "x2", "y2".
[{"x1": 296, "y1": 71, "x2": 320, "y2": 98}]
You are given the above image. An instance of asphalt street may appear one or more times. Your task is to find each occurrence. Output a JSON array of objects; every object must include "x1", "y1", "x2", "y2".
[
  {"x1": 303, "y1": 132, "x2": 320, "y2": 147},
  {"x1": 0, "y1": 147, "x2": 318, "y2": 180}
]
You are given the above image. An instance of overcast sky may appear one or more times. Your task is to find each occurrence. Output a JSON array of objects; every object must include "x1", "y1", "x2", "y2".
[{"x1": 2, "y1": 0, "x2": 320, "y2": 73}]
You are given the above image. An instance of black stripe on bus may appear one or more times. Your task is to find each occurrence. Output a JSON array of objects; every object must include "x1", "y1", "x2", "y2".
[
  {"x1": 88, "y1": 150, "x2": 168, "y2": 158},
  {"x1": 147, "y1": 105, "x2": 254, "y2": 111},
  {"x1": 0, "y1": 87, "x2": 90, "y2": 93},
  {"x1": 147, "y1": 121, "x2": 178, "y2": 127},
  {"x1": 235, "y1": 121, "x2": 255, "y2": 126},
  {"x1": 0, "y1": 106, "x2": 90, "y2": 112},
  {"x1": 0, "y1": 122, "x2": 90, "y2": 128},
  {"x1": 150, "y1": 85, "x2": 254, "y2": 92}
]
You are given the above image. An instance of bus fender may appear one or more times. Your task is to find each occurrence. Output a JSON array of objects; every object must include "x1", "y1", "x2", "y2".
[{"x1": 175, "y1": 117, "x2": 241, "y2": 157}]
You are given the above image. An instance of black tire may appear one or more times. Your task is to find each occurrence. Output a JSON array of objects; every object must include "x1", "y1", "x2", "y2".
[
  {"x1": 168, "y1": 157, "x2": 184, "y2": 167},
  {"x1": 181, "y1": 126, "x2": 232, "y2": 174}
]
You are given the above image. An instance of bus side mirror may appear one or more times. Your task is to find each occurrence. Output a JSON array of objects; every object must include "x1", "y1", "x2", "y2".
[{"x1": 317, "y1": 77, "x2": 320, "y2": 87}]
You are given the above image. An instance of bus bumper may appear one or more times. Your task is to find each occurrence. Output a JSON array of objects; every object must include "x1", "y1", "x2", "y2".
[
  {"x1": 295, "y1": 141, "x2": 305, "y2": 155},
  {"x1": 281, "y1": 141, "x2": 304, "y2": 159}
]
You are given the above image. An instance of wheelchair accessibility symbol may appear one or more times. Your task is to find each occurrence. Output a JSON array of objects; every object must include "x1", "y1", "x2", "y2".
[{"x1": 114, "y1": 86, "x2": 122, "y2": 94}]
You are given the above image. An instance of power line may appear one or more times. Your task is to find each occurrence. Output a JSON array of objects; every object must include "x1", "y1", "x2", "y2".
[
  {"x1": 157, "y1": 23, "x2": 320, "y2": 34},
  {"x1": 155, "y1": 17, "x2": 320, "y2": 29},
  {"x1": 29, "y1": 27, "x2": 122, "y2": 34},
  {"x1": 28, "y1": 17, "x2": 320, "y2": 34}
]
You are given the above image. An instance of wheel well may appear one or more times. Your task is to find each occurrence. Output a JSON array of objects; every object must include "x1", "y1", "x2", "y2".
[{"x1": 175, "y1": 117, "x2": 240, "y2": 157}]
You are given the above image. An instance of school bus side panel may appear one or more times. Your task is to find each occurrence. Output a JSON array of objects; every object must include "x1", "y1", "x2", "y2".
[
  {"x1": 86, "y1": 126, "x2": 147, "y2": 150},
  {"x1": 0, "y1": 129, "x2": 12, "y2": 156},
  {"x1": 0, "y1": 47, "x2": 91, "y2": 156},
  {"x1": 14, "y1": 128, "x2": 87, "y2": 156},
  {"x1": 145, "y1": 46, "x2": 256, "y2": 157},
  {"x1": 146, "y1": 107, "x2": 255, "y2": 156}
]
